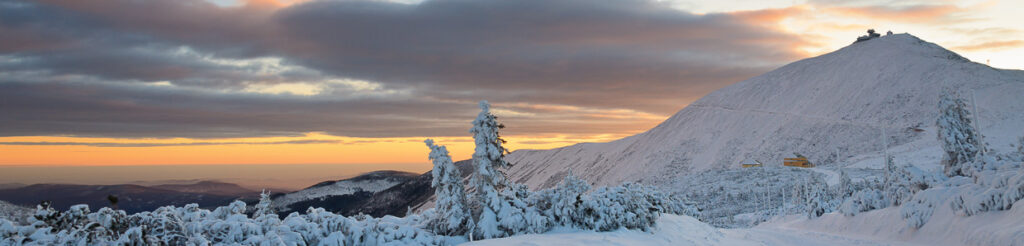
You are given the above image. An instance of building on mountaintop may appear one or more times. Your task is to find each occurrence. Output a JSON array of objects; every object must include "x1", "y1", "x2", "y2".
[{"x1": 855, "y1": 29, "x2": 882, "y2": 43}]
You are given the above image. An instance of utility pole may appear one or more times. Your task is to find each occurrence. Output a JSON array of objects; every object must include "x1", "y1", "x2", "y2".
[
  {"x1": 972, "y1": 90, "x2": 986, "y2": 155},
  {"x1": 835, "y1": 147, "x2": 841, "y2": 165},
  {"x1": 782, "y1": 184, "x2": 787, "y2": 215},
  {"x1": 881, "y1": 127, "x2": 889, "y2": 161}
]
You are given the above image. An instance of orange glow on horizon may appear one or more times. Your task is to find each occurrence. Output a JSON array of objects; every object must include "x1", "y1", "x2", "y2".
[{"x1": 0, "y1": 133, "x2": 631, "y2": 166}]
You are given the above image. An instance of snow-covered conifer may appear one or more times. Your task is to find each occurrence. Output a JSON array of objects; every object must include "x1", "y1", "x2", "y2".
[
  {"x1": 839, "y1": 189, "x2": 885, "y2": 216},
  {"x1": 547, "y1": 173, "x2": 590, "y2": 226},
  {"x1": 936, "y1": 91, "x2": 981, "y2": 177},
  {"x1": 839, "y1": 168, "x2": 853, "y2": 198},
  {"x1": 900, "y1": 188, "x2": 943, "y2": 228},
  {"x1": 468, "y1": 100, "x2": 520, "y2": 239},
  {"x1": 254, "y1": 190, "x2": 274, "y2": 217},
  {"x1": 425, "y1": 139, "x2": 470, "y2": 236},
  {"x1": 804, "y1": 183, "x2": 828, "y2": 218}
]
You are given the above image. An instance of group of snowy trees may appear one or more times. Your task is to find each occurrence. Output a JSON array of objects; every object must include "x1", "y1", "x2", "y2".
[
  {"x1": 832, "y1": 91, "x2": 1024, "y2": 229},
  {"x1": 424, "y1": 101, "x2": 696, "y2": 240},
  {"x1": 1, "y1": 200, "x2": 455, "y2": 245},
  {"x1": 0, "y1": 100, "x2": 694, "y2": 245}
]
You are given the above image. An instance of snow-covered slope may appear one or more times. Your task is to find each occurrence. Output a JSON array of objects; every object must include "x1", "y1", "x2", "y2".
[
  {"x1": 272, "y1": 170, "x2": 418, "y2": 213},
  {"x1": 506, "y1": 34, "x2": 1024, "y2": 191},
  {"x1": 0, "y1": 201, "x2": 31, "y2": 225}
]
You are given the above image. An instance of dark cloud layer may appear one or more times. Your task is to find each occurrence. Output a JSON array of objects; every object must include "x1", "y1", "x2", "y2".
[{"x1": 0, "y1": 0, "x2": 809, "y2": 139}]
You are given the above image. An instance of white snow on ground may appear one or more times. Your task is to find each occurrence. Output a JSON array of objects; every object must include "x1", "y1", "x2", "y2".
[
  {"x1": 467, "y1": 200, "x2": 1024, "y2": 246},
  {"x1": 845, "y1": 127, "x2": 945, "y2": 172},
  {"x1": 463, "y1": 214, "x2": 926, "y2": 246},
  {"x1": 461, "y1": 215, "x2": 727, "y2": 246},
  {"x1": 761, "y1": 198, "x2": 1024, "y2": 246}
]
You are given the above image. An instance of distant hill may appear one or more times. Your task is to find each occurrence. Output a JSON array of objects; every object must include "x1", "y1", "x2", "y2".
[
  {"x1": 0, "y1": 183, "x2": 26, "y2": 190},
  {"x1": 272, "y1": 170, "x2": 420, "y2": 215},
  {"x1": 0, "y1": 180, "x2": 261, "y2": 214},
  {"x1": 152, "y1": 180, "x2": 257, "y2": 198}
]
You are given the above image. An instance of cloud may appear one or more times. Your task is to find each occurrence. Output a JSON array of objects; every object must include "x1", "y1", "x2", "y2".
[
  {"x1": 826, "y1": 4, "x2": 960, "y2": 23},
  {"x1": 952, "y1": 40, "x2": 1024, "y2": 52},
  {"x1": 0, "y1": 0, "x2": 814, "y2": 139}
]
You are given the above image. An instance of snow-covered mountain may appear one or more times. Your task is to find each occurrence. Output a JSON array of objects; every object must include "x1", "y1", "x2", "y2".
[
  {"x1": 506, "y1": 33, "x2": 1024, "y2": 191},
  {"x1": 272, "y1": 170, "x2": 419, "y2": 214}
]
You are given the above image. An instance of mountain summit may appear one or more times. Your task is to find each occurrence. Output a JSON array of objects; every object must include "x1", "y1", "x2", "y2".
[{"x1": 505, "y1": 33, "x2": 1024, "y2": 190}]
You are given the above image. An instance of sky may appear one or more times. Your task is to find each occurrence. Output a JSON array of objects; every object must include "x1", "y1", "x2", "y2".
[{"x1": 1, "y1": 0, "x2": 1023, "y2": 183}]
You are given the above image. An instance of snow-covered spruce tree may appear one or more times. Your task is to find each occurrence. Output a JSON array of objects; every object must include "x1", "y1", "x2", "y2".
[
  {"x1": 838, "y1": 188, "x2": 886, "y2": 217},
  {"x1": 838, "y1": 168, "x2": 853, "y2": 198},
  {"x1": 468, "y1": 100, "x2": 519, "y2": 239},
  {"x1": 936, "y1": 91, "x2": 981, "y2": 177},
  {"x1": 576, "y1": 183, "x2": 692, "y2": 231},
  {"x1": 500, "y1": 183, "x2": 550, "y2": 234},
  {"x1": 804, "y1": 183, "x2": 828, "y2": 218},
  {"x1": 532, "y1": 172, "x2": 590, "y2": 227},
  {"x1": 900, "y1": 187, "x2": 945, "y2": 228},
  {"x1": 253, "y1": 190, "x2": 274, "y2": 217},
  {"x1": 883, "y1": 157, "x2": 941, "y2": 207},
  {"x1": 425, "y1": 139, "x2": 470, "y2": 236}
]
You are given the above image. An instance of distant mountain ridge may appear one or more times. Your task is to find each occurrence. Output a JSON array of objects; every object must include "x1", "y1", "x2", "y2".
[
  {"x1": 0, "y1": 180, "x2": 260, "y2": 214},
  {"x1": 152, "y1": 180, "x2": 257, "y2": 197}
]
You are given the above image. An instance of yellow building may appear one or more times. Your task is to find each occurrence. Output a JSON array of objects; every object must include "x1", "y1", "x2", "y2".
[
  {"x1": 783, "y1": 154, "x2": 814, "y2": 168},
  {"x1": 740, "y1": 159, "x2": 762, "y2": 168}
]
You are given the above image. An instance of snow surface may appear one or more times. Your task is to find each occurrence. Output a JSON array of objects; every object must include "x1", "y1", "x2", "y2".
[
  {"x1": 759, "y1": 199, "x2": 1024, "y2": 246},
  {"x1": 505, "y1": 34, "x2": 1024, "y2": 193},
  {"x1": 466, "y1": 197, "x2": 1024, "y2": 246},
  {"x1": 464, "y1": 214, "x2": 926, "y2": 246}
]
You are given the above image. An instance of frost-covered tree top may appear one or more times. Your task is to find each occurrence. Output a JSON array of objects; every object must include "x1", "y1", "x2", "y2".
[
  {"x1": 470, "y1": 100, "x2": 511, "y2": 172},
  {"x1": 426, "y1": 139, "x2": 461, "y2": 189},
  {"x1": 254, "y1": 189, "x2": 274, "y2": 216},
  {"x1": 468, "y1": 100, "x2": 511, "y2": 195}
]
